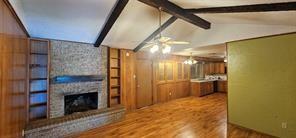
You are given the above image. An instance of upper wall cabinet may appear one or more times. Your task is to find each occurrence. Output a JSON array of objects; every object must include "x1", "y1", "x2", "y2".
[
  {"x1": 157, "y1": 61, "x2": 190, "y2": 83},
  {"x1": 177, "y1": 62, "x2": 183, "y2": 80},
  {"x1": 184, "y1": 64, "x2": 190, "y2": 80},
  {"x1": 203, "y1": 62, "x2": 226, "y2": 75},
  {"x1": 157, "y1": 62, "x2": 165, "y2": 82},
  {"x1": 165, "y1": 62, "x2": 174, "y2": 81}
]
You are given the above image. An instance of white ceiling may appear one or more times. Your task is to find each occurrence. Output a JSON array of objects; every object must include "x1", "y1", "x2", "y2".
[
  {"x1": 9, "y1": 0, "x2": 117, "y2": 43},
  {"x1": 171, "y1": 0, "x2": 296, "y2": 9},
  {"x1": 9, "y1": 0, "x2": 296, "y2": 56},
  {"x1": 103, "y1": 0, "x2": 296, "y2": 55},
  {"x1": 180, "y1": 43, "x2": 227, "y2": 58}
]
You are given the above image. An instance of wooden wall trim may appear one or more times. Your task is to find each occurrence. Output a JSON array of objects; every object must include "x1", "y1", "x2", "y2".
[{"x1": 3, "y1": 0, "x2": 30, "y2": 37}]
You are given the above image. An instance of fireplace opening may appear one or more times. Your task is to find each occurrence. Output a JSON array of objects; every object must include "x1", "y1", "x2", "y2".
[{"x1": 64, "y1": 92, "x2": 98, "y2": 115}]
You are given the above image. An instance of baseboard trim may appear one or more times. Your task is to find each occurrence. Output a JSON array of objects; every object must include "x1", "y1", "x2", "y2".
[{"x1": 228, "y1": 123, "x2": 279, "y2": 138}]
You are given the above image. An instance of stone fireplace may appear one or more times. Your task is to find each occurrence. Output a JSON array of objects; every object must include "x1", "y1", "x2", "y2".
[
  {"x1": 64, "y1": 92, "x2": 98, "y2": 115},
  {"x1": 49, "y1": 40, "x2": 108, "y2": 118}
]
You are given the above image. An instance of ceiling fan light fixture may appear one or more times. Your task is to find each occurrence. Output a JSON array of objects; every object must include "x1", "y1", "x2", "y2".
[
  {"x1": 184, "y1": 53, "x2": 198, "y2": 65},
  {"x1": 162, "y1": 45, "x2": 171, "y2": 54},
  {"x1": 150, "y1": 45, "x2": 159, "y2": 53}
]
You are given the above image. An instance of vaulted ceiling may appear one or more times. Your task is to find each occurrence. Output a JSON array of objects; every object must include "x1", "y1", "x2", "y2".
[
  {"x1": 9, "y1": 0, "x2": 296, "y2": 56},
  {"x1": 9, "y1": 0, "x2": 117, "y2": 43}
]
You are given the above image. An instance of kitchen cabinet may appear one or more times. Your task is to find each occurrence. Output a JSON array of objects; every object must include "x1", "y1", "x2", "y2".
[
  {"x1": 204, "y1": 62, "x2": 226, "y2": 75},
  {"x1": 157, "y1": 81, "x2": 190, "y2": 103},
  {"x1": 165, "y1": 62, "x2": 174, "y2": 81},
  {"x1": 191, "y1": 81, "x2": 214, "y2": 97},
  {"x1": 217, "y1": 81, "x2": 227, "y2": 92}
]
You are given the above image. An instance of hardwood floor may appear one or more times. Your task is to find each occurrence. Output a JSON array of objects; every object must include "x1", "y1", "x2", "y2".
[{"x1": 74, "y1": 93, "x2": 274, "y2": 138}]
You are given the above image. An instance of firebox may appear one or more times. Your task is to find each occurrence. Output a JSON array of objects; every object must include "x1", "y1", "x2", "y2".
[{"x1": 64, "y1": 92, "x2": 98, "y2": 115}]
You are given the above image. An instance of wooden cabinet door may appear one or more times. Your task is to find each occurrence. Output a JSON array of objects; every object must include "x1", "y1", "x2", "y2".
[
  {"x1": 184, "y1": 64, "x2": 190, "y2": 79},
  {"x1": 167, "y1": 83, "x2": 176, "y2": 101},
  {"x1": 165, "y1": 62, "x2": 174, "y2": 82},
  {"x1": 218, "y1": 81, "x2": 227, "y2": 92},
  {"x1": 209, "y1": 63, "x2": 215, "y2": 74},
  {"x1": 190, "y1": 82, "x2": 199, "y2": 96},
  {"x1": 208, "y1": 82, "x2": 214, "y2": 94},
  {"x1": 203, "y1": 63, "x2": 209, "y2": 75},
  {"x1": 200, "y1": 82, "x2": 207, "y2": 96},
  {"x1": 136, "y1": 59, "x2": 153, "y2": 108},
  {"x1": 175, "y1": 82, "x2": 182, "y2": 98},
  {"x1": 177, "y1": 63, "x2": 183, "y2": 80},
  {"x1": 183, "y1": 82, "x2": 190, "y2": 97},
  {"x1": 157, "y1": 62, "x2": 165, "y2": 83},
  {"x1": 220, "y1": 63, "x2": 226, "y2": 74},
  {"x1": 157, "y1": 84, "x2": 168, "y2": 103}
]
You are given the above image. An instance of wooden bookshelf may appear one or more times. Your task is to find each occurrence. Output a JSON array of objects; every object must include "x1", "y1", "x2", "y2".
[
  {"x1": 28, "y1": 39, "x2": 50, "y2": 121},
  {"x1": 108, "y1": 48, "x2": 121, "y2": 107}
]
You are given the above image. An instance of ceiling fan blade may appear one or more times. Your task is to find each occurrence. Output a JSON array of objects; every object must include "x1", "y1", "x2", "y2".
[
  {"x1": 143, "y1": 41, "x2": 155, "y2": 44},
  {"x1": 166, "y1": 41, "x2": 190, "y2": 45},
  {"x1": 142, "y1": 43, "x2": 155, "y2": 49},
  {"x1": 158, "y1": 36, "x2": 171, "y2": 43}
]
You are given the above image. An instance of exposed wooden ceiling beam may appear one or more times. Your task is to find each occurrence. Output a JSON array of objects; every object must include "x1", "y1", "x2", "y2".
[
  {"x1": 133, "y1": 16, "x2": 177, "y2": 52},
  {"x1": 138, "y1": 0, "x2": 211, "y2": 29},
  {"x1": 185, "y1": 2, "x2": 296, "y2": 14},
  {"x1": 94, "y1": 0, "x2": 129, "y2": 47}
]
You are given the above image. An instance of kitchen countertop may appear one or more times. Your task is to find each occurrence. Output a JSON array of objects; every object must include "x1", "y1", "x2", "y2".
[{"x1": 190, "y1": 79, "x2": 227, "y2": 83}]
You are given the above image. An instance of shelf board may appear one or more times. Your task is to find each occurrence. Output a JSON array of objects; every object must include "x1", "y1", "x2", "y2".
[
  {"x1": 111, "y1": 76, "x2": 120, "y2": 79},
  {"x1": 111, "y1": 57, "x2": 120, "y2": 60},
  {"x1": 30, "y1": 78, "x2": 47, "y2": 81},
  {"x1": 111, "y1": 67, "x2": 120, "y2": 69},
  {"x1": 30, "y1": 90, "x2": 47, "y2": 94},
  {"x1": 30, "y1": 52, "x2": 48, "y2": 55},
  {"x1": 110, "y1": 103, "x2": 120, "y2": 107},
  {"x1": 29, "y1": 115, "x2": 47, "y2": 121},
  {"x1": 111, "y1": 85, "x2": 120, "y2": 88},
  {"x1": 30, "y1": 64, "x2": 47, "y2": 68},
  {"x1": 30, "y1": 102, "x2": 47, "y2": 107},
  {"x1": 111, "y1": 94, "x2": 120, "y2": 98}
]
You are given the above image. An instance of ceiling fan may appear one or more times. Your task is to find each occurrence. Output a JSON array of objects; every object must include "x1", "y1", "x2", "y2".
[{"x1": 144, "y1": 7, "x2": 190, "y2": 54}]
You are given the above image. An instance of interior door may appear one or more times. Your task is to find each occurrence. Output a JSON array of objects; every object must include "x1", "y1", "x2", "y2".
[{"x1": 136, "y1": 59, "x2": 153, "y2": 108}]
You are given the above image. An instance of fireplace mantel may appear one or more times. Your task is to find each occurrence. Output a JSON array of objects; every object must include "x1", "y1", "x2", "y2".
[{"x1": 51, "y1": 75, "x2": 104, "y2": 84}]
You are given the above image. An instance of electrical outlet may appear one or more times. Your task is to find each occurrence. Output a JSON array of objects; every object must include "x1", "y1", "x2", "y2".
[{"x1": 282, "y1": 122, "x2": 287, "y2": 129}]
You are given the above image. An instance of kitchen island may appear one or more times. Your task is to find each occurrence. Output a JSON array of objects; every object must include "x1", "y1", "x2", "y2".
[{"x1": 190, "y1": 79, "x2": 227, "y2": 97}]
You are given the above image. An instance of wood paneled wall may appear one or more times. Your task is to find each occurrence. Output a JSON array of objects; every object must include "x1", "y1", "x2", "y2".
[
  {"x1": 0, "y1": 0, "x2": 29, "y2": 137},
  {"x1": 120, "y1": 50, "x2": 136, "y2": 110},
  {"x1": 153, "y1": 55, "x2": 191, "y2": 104},
  {"x1": 119, "y1": 51, "x2": 190, "y2": 111}
]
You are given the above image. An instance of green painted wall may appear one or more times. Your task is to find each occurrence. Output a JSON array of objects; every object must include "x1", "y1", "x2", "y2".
[{"x1": 228, "y1": 33, "x2": 296, "y2": 138}]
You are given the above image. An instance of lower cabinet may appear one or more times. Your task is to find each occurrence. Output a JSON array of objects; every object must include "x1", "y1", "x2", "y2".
[
  {"x1": 217, "y1": 81, "x2": 227, "y2": 92},
  {"x1": 156, "y1": 81, "x2": 190, "y2": 103},
  {"x1": 191, "y1": 81, "x2": 214, "y2": 97}
]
